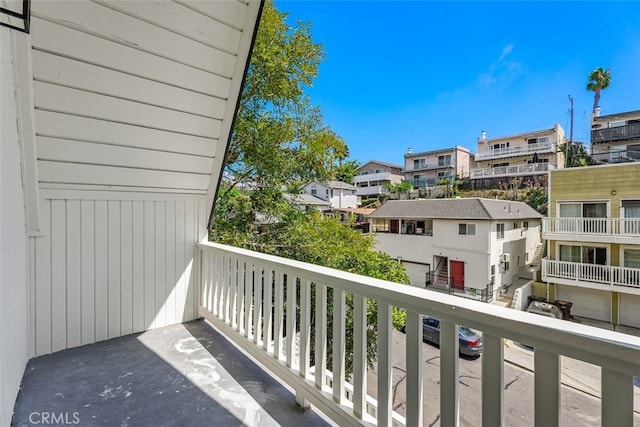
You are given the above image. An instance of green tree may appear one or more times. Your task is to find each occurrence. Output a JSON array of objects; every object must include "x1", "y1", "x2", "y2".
[
  {"x1": 333, "y1": 159, "x2": 361, "y2": 183},
  {"x1": 586, "y1": 67, "x2": 611, "y2": 114},
  {"x1": 562, "y1": 141, "x2": 593, "y2": 168},
  {"x1": 210, "y1": 1, "x2": 410, "y2": 377}
]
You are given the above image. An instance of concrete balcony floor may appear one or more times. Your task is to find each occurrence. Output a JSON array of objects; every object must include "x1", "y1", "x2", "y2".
[{"x1": 12, "y1": 320, "x2": 330, "y2": 427}]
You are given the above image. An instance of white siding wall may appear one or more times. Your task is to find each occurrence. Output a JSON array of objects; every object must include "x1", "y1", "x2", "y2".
[
  {"x1": 31, "y1": 192, "x2": 207, "y2": 356},
  {"x1": 0, "y1": 28, "x2": 30, "y2": 427}
]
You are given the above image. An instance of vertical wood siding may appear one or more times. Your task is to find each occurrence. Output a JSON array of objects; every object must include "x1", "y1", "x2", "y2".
[
  {"x1": 0, "y1": 28, "x2": 30, "y2": 427},
  {"x1": 32, "y1": 195, "x2": 206, "y2": 356}
]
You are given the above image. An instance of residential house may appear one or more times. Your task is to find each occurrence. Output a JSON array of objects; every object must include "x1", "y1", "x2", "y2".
[
  {"x1": 2, "y1": 2, "x2": 638, "y2": 426},
  {"x1": 542, "y1": 163, "x2": 640, "y2": 328},
  {"x1": 402, "y1": 145, "x2": 472, "y2": 188},
  {"x1": 590, "y1": 109, "x2": 640, "y2": 164},
  {"x1": 471, "y1": 124, "x2": 566, "y2": 189},
  {"x1": 283, "y1": 193, "x2": 332, "y2": 211},
  {"x1": 367, "y1": 198, "x2": 543, "y2": 302},
  {"x1": 301, "y1": 180, "x2": 358, "y2": 209},
  {"x1": 352, "y1": 160, "x2": 404, "y2": 197}
]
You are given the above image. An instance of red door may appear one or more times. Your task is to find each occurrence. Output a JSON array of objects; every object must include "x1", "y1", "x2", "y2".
[
  {"x1": 450, "y1": 261, "x2": 465, "y2": 289},
  {"x1": 390, "y1": 219, "x2": 399, "y2": 234}
]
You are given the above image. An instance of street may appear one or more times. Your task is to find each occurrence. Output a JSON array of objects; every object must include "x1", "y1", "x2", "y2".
[{"x1": 365, "y1": 329, "x2": 640, "y2": 426}]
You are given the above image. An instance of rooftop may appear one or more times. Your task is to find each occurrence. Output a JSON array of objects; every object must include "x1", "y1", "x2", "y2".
[{"x1": 368, "y1": 198, "x2": 543, "y2": 220}]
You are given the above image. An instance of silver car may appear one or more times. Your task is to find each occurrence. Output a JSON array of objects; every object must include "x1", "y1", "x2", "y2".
[{"x1": 421, "y1": 316, "x2": 482, "y2": 357}]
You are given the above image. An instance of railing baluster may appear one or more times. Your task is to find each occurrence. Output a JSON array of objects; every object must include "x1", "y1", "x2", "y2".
[
  {"x1": 602, "y1": 368, "x2": 634, "y2": 427},
  {"x1": 482, "y1": 333, "x2": 503, "y2": 427},
  {"x1": 332, "y1": 289, "x2": 346, "y2": 404},
  {"x1": 534, "y1": 348, "x2": 559, "y2": 427},
  {"x1": 405, "y1": 310, "x2": 423, "y2": 426},
  {"x1": 237, "y1": 260, "x2": 245, "y2": 332},
  {"x1": 274, "y1": 272, "x2": 284, "y2": 360},
  {"x1": 440, "y1": 321, "x2": 459, "y2": 427},
  {"x1": 253, "y1": 265, "x2": 263, "y2": 346},
  {"x1": 244, "y1": 263, "x2": 252, "y2": 339},
  {"x1": 213, "y1": 254, "x2": 221, "y2": 317},
  {"x1": 377, "y1": 302, "x2": 392, "y2": 426},
  {"x1": 220, "y1": 256, "x2": 229, "y2": 320},
  {"x1": 299, "y1": 279, "x2": 311, "y2": 378},
  {"x1": 314, "y1": 284, "x2": 327, "y2": 391},
  {"x1": 352, "y1": 294, "x2": 367, "y2": 419},
  {"x1": 263, "y1": 268, "x2": 273, "y2": 353},
  {"x1": 286, "y1": 275, "x2": 297, "y2": 368},
  {"x1": 229, "y1": 257, "x2": 238, "y2": 326},
  {"x1": 201, "y1": 251, "x2": 210, "y2": 311}
]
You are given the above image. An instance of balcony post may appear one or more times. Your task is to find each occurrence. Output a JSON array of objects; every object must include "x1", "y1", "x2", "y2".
[
  {"x1": 286, "y1": 275, "x2": 297, "y2": 368},
  {"x1": 273, "y1": 272, "x2": 284, "y2": 359},
  {"x1": 405, "y1": 310, "x2": 423, "y2": 426},
  {"x1": 482, "y1": 334, "x2": 504, "y2": 426},
  {"x1": 602, "y1": 368, "x2": 634, "y2": 427},
  {"x1": 534, "y1": 349, "x2": 560, "y2": 427},
  {"x1": 440, "y1": 321, "x2": 459, "y2": 426},
  {"x1": 352, "y1": 294, "x2": 367, "y2": 419},
  {"x1": 377, "y1": 302, "x2": 393, "y2": 426},
  {"x1": 314, "y1": 284, "x2": 327, "y2": 390},
  {"x1": 332, "y1": 289, "x2": 346, "y2": 404}
]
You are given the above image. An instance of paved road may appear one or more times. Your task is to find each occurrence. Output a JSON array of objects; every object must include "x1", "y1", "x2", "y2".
[{"x1": 365, "y1": 329, "x2": 640, "y2": 426}]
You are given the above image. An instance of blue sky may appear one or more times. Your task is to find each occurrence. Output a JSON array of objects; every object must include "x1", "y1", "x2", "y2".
[{"x1": 275, "y1": 1, "x2": 640, "y2": 166}]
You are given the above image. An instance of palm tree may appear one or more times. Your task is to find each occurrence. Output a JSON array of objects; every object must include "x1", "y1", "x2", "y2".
[{"x1": 586, "y1": 67, "x2": 611, "y2": 114}]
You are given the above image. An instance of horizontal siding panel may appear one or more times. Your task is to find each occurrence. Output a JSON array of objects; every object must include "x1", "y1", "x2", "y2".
[
  {"x1": 38, "y1": 161, "x2": 210, "y2": 191},
  {"x1": 35, "y1": 111, "x2": 217, "y2": 157},
  {"x1": 37, "y1": 137, "x2": 214, "y2": 175},
  {"x1": 34, "y1": 81, "x2": 222, "y2": 138},
  {"x1": 30, "y1": 17, "x2": 231, "y2": 98},
  {"x1": 179, "y1": 0, "x2": 248, "y2": 30},
  {"x1": 97, "y1": 0, "x2": 242, "y2": 52},
  {"x1": 31, "y1": 1, "x2": 236, "y2": 77},
  {"x1": 32, "y1": 51, "x2": 226, "y2": 119}
]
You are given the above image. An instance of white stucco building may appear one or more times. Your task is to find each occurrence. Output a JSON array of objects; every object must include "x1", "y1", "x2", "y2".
[
  {"x1": 301, "y1": 180, "x2": 358, "y2": 209},
  {"x1": 368, "y1": 198, "x2": 543, "y2": 302}
]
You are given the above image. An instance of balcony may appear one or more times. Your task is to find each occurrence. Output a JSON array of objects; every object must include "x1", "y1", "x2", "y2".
[
  {"x1": 542, "y1": 217, "x2": 640, "y2": 244},
  {"x1": 542, "y1": 259, "x2": 640, "y2": 294},
  {"x1": 591, "y1": 148, "x2": 640, "y2": 164},
  {"x1": 470, "y1": 163, "x2": 555, "y2": 179},
  {"x1": 353, "y1": 172, "x2": 396, "y2": 184},
  {"x1": 475, "y1": 141, "x2": 555, "y2": 161},
  {"x1": 591, "y1": 123, "x2": 640, "y2": 144},
  {"x1": 426, "y1": 271, "x2": 494, "y2": 302},
  {"x1": 194, "y1": 242, "x2": 639, "y2": 425},
  {"x1": 403, "y1": 162, "x2": 452, "y2": 173}
]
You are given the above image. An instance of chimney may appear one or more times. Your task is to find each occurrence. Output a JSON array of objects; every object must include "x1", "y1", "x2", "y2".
[
  {"x1": 407, "y1": 147, "x2": 413, "y2": 155},
  {"x1": 480, "y1": 130, "x2": 487, "y2": 142},
  {"x1": 594, "y1": 106, "x2": 601, "y2": 117}
]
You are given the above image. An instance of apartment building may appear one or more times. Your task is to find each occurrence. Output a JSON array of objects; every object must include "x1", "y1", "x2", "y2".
[
  {"x1": 368, "y1": 198, "x2": 542, "y2": 302},
  {"x1": 590, "y1": 109, "x2": 640, "y2": 164},
  {"x1": 352, "y1": 160, "x2": 404, "y2": 197},
  {"x1": 471, "y1": 124, "x2": 566, "y2": 189},
  {"x1": 542, "y1": 163, "x2": 640, "y2": 328},
  {"x1": 402, "y1": 145, "x2": 471, "y2": 188},
  {"x1": 301, "y1": 180, "x2": 358, "y2": 209}
]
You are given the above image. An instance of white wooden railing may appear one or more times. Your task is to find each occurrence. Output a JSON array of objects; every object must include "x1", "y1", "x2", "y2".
[
  {"x1": 470, "y1": 162, "x2": 554, "y2": 178},
  {"x1": 475, "y1": 141, "x2": 555, "y2": 160},
  {"x1": 198, "y1": 241, "x2": 640, "y2": 427},
  {"x1": 542, "y1": 259, "x2": 640, "y2": 289},
  {"x1": 543, "y1": 217, "x2": 640, "y2": 237}
]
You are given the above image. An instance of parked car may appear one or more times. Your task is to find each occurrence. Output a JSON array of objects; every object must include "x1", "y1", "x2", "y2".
[{"x1": 421, "y1": 316, "x2": 482, "y2": 357}]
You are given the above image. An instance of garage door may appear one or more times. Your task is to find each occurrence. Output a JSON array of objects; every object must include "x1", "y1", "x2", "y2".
[
  {"x1": 555, "y1": 285, "x2": 610, "y2": 322},
  {"x1": 403, "y1": 262, "x2": 430, "y2": 288},
  {"x1": 619, "y1": 293, "x2": 640, "y2": 328}
]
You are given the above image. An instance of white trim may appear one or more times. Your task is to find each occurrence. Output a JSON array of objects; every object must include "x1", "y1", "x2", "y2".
[
  {"x1": 40, "y1": 188, "x2": 206, "y2": 201},
  {"x1": 11, "y1": 31, "x2": 40, "y2": 233}
]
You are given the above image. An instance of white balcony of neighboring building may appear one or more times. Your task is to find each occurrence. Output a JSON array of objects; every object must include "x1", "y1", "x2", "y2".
[
  {"x1": 470, "y1": 163, "x2": 555, "y2": 179},
  {"x1": 353, "y1": 171, "x2": 396, "y2": 184},
  {"x1": 543, "y1": 217, "x2": 640, "y2": 244},
  {"x1": 542, "y1": 258, "x2": 640, "y2": 296},
  {"x1": 475, "y1": 141, "x2": 557, "y2": 161}
]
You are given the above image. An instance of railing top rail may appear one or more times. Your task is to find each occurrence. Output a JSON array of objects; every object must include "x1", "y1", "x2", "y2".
[{"x1": 200, "y1": 240, "x2": 640, "y2": 375}]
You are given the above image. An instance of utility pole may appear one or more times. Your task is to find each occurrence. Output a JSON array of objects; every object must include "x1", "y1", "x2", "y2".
[{"x1": 566, "y1": 95, "x2": 574, "y2": 167}]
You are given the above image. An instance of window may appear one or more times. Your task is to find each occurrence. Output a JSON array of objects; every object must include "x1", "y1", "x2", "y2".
[
  {"x1": 559, "y1": 244, "x2": 607, "y2": 265},
  {"x1": 497, "y1": 223, "x2": 505, "y2": 239},
  {"x1": 492, "y1": 162, "x2": 509, "y2": 168},
  {"x1": 523, "y1": 221, "x2": 529, "y2": 230},
  {"x1": 438, "y1": 155, "x2": 451, "y2": 167},
  {"x1": 413, "y1": 159, "x2": 426, "y2": 169},
  {"x1": 311, "y1": 189, "x2": 317, "y2": 195},
  {"x1": 375, "y1": 169, "x2": 382, "y2": 173},
  {"x1": 459, "y1": 223, "x2": 476, "y2": 236},
  {"x1": 622, "y1": 200, "x2": 640, "y2": 233},
  {"x1": 513, "y1": 222, "x2": 520, "y2": 229},
  {"x1": 623, "y1": 248, "x2": 640, "y2": 268}
]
